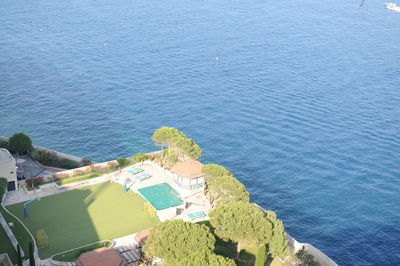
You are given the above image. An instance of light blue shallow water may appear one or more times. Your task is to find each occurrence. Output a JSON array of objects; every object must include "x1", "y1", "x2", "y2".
[{"x1": 1, "y1": 0, "x2": 399, "y2": 264}]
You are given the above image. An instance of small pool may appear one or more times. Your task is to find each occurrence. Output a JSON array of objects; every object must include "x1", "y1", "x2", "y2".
[{"x1": 138, "y1": 183, "x2": 183, "y2": 210}]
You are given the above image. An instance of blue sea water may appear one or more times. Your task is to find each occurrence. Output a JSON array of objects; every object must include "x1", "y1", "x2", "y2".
[{"x1": 1, "y1": 0, "x2": 399, "y2": 264}]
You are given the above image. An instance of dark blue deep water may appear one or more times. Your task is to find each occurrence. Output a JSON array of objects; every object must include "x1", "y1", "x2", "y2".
[{"x1": 1, "y1": 0, "x2": 399, "y2": 264}]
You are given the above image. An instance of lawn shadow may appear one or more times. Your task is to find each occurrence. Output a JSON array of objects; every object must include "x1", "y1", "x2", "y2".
[
  {"x1": 6, "y1": 188, "x2": 99, "y2": 259},
  {"x1": 5, "y1": 182, "x2": 158, "y2": 260}
]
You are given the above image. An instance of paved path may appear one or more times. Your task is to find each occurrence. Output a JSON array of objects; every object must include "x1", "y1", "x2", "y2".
[
  {"x1": 0, "y1": 211, "x2": 25, "y2": 256},
  {"x1": 113, "y1": 234, "x2": 142, "y2": 266}
]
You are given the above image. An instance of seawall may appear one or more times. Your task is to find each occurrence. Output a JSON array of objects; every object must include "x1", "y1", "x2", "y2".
[{"x1": 0, "y1": 136, "x2": 83, "y2": 163}]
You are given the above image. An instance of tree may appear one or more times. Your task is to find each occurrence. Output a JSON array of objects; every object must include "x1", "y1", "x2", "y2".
[
  {"x1": 8, "y1": 133, "x2": 33, "y2": 154},
  {"x1": 81, "y1": 158, "x2": 93, "y2": 166},
  {"x1": 0, "y1": 140, "x2": 8, "y2": 150},
  {"x1": 151, "y1": 127, "x2": 203, "y2": 161},
  {"x1": 151, "y1": 127, "x2": 186, "y2": 155},
  {"x1": 179, "y1": 251, "x2": 236, "y2": 266},
  {"x1": 176, "y1": 137, "x2": 203, "y2": 160},
  {"x1": 116, "y1": 158, "x2": 129, "y2": 168},
  {"x1": 142, "y1": 220, "x2": 215, "y2": 265},
  {"x1": 296, "y1": 246, "x2": 321, "y2": 266},
  {"x1": 133, "y1": 153, "x2": 148, "y2": 163},
  {"x1": 202, "y1": 164, "x2": 233, "y2": 182},
  {"x1": 209, "y1": 202, "x2": 273, "y2": 258},
  {"x1": 207, "y1": 175, "x2": 249, "y2": 206},
  {"x1": 266, "y1": 210, "x2": 289, "y2": 258},
  {"x1": 29, "y1": 241, "x2": 35, "y2": 266},
  {"x1": 30, "y1": 149, "x2": 58, "y2": 166}
]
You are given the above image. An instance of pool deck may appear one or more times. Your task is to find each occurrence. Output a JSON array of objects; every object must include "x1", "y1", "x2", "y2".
[{"x1": 112, "y1": 161, "x2": 211, "y2": 222}]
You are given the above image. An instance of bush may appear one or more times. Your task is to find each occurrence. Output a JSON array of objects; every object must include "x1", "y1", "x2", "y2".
[
  {"x1": 0, "y1": 140, "x2": 8, "y2": 150},
  {"x1": 8, "y1": 133, "x2": 33, "y2": 154},
  {"x1": 296, "y1": 246, "x2": 321, "y2": 266},
  {"x1": 31, "y1": 149, "x2": 58, "y2": 167},
  {"x1": 80, "y1": 158, "x2": 93, "y2": 166},
  {"x1": 58, "y1": 158, "x2": 80, "y2": 169},
  {"x1": 133, "y1": 153, "x2": 148, "y2": 163},
  {"x1": 165, "y1": 154, "x2": 178, "y2": 167},
  {"x1": 26, "y1": 176, "x2": 44, "y2": 188},
  {"x1": 116, "y1": 158, "x2": 128, "y2": 168}
]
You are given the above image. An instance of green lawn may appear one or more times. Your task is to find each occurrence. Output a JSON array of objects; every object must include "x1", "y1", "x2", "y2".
[
  {"x1": 6, "y1": 182, "x2": 159, "y2": 259},
  {"x1": 0, "y1": 224, "x2": 18, "y2": 264},
  {"x1": 52, "y1": 240, "x2": 112, "y2": 262},
  {"x1": 56, "y1": 173, "x2": 102, "y2": 186}
]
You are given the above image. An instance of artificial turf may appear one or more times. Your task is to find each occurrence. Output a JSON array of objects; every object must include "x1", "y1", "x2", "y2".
[
  {"x1": 0, "y1": 224, "x2": 18, "y2": 264},
  {"x1": 6, "y1": 182, "x2": 159, "y2": 259}
]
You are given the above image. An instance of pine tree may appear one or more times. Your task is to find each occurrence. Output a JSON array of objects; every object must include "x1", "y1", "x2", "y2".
[{"x1": 266, "y1": 210, "x2": 289, "y2": 258}]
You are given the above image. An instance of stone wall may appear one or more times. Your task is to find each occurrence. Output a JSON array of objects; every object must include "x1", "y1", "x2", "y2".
[
  {"x1": 286, "y1": 234, "x2": 337, "y2": 266},
  {"x1": 41, "y1": 160, "x2": 118, "y2": 181}
]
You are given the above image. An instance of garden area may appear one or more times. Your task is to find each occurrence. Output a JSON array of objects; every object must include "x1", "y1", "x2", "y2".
[
  {"x1": 0, "y1": 178, "x2": 33, "y2": 264},
  {"x1": 52, "y1": 240, "x2": 112, "y2": 262},
  {"x1": 5, "y1": 182, "x2": 159, "y2": 258}
]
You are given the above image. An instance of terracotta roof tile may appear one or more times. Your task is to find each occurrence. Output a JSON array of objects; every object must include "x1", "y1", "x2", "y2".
[
  {"x1": 76, "y1": 247, "x2": 125, "y2": 266},
  {"x1": 170, "y1": 160, "x2": 204, "y2": 179}
]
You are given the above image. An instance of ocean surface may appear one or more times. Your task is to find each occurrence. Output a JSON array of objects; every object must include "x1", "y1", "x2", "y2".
[{"x1": 1, "y1": 0, "x2": 399, "y2": 264}]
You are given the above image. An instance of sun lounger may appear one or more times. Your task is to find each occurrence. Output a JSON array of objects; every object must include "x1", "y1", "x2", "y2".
[
  {"x1": 187, "y1": 211, "x2": 206, "y2": 220},
  {"x1": 135, "y1": 173, "x2": 151, "y2": 181},
  {"x1": 128, "y1": 167, "x2": 143, "y2": 174}
]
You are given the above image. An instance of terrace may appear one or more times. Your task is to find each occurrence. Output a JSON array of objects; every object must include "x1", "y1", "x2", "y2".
[
  {"x1": 114, "y1": 161, "x2": 211, "y2": 222},
  {"x1": 1, "y1": 159, "x2": 211, "y2": 264}
]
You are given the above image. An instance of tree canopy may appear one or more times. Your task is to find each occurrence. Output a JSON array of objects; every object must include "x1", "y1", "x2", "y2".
[
  {"x1": 8, "y1": 133, "x2": 33, "y2": 154},
  {"x1": 142, "y1": 220, "x2": 216, "y2": 265},
  {"x1": 151, "y1": 127, "x2": 185, "y2": 149},
  {"x1": 209, "y1": 202, "x2": 272, "y2": 256},
  {"x1": 207, "y1": 175, "x2": 249, "y2": 206},
  {"x1": 116, "y1": 158, "x2": 129, "y2": 168},
  {"x1": 0, "y1": 140, "x2": 8, "y2": 150},
  {"x1": 179, "y1": 251, "x2": 236, "y2": 266},
  {"x1": 151, "y1": 127, "x2": 202, "y2": 160},
  {"x1": 176, "y1": 137, "x2": 202, "y2": 160},
  {"x1": 202, "y1": 164, "x2": 233, "y2": 181},
  {"x1": 266, "y1": 210, "x2": 289, "y2": 258},
  {"x1": 133, "y1": 153, "x2": 148, "y2": 163}
]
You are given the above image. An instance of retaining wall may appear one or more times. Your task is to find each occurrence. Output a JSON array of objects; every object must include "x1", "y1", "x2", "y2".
[{"x1": 0, "y1": 136, "x2": 84, "y2": 163}]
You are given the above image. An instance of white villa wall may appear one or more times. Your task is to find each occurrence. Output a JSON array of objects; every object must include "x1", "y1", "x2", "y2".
[{"x1": 0, "y1": 148, "x2": 17, "y2": 190}]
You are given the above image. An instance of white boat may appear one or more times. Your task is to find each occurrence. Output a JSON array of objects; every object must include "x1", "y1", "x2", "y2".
[{"x1": 386, "y1": 2, "x2": 400, "y2": 12}]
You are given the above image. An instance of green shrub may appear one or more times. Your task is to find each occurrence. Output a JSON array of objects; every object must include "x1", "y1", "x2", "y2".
[
  {"x1": 57, "y1": 158, "x2": 80, "y2": 169},
  {"x1": 116, "y1": 158, "x2": 128, "y2": 168},
  {"x1": 165, "y1": 154, "x2": 178, "y2": 166},
  {"x1": 25, "y1": 176, "x2": 44, "y2": 188},
  {"x1": 31, "y1": 149, "x2": 58, "y2": 167},
  {"x1": 8, "y1": 133, "x2": 33, "y2": 154},
  {"x1": 0, "y1": 140, "x2": 8, "y2": 150},
  {"x1": 296, "y1": 246, "x2": 321, "y2": 266},
  {"x1": 133, "y1": 153, "x2": 148, "y2": 163},
  {"x1": 80, "y1": 158, "x2": 93, "y2": 166}
]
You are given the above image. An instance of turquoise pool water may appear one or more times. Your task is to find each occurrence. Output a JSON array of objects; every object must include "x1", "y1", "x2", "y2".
[{"x1": 138, "y1": 183, "x2": 183, "y2": 210}]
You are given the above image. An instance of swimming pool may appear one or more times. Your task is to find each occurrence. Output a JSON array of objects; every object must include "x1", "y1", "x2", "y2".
[{"x1": 138, "y1": 183, "x2": 183, "y2": 210}]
